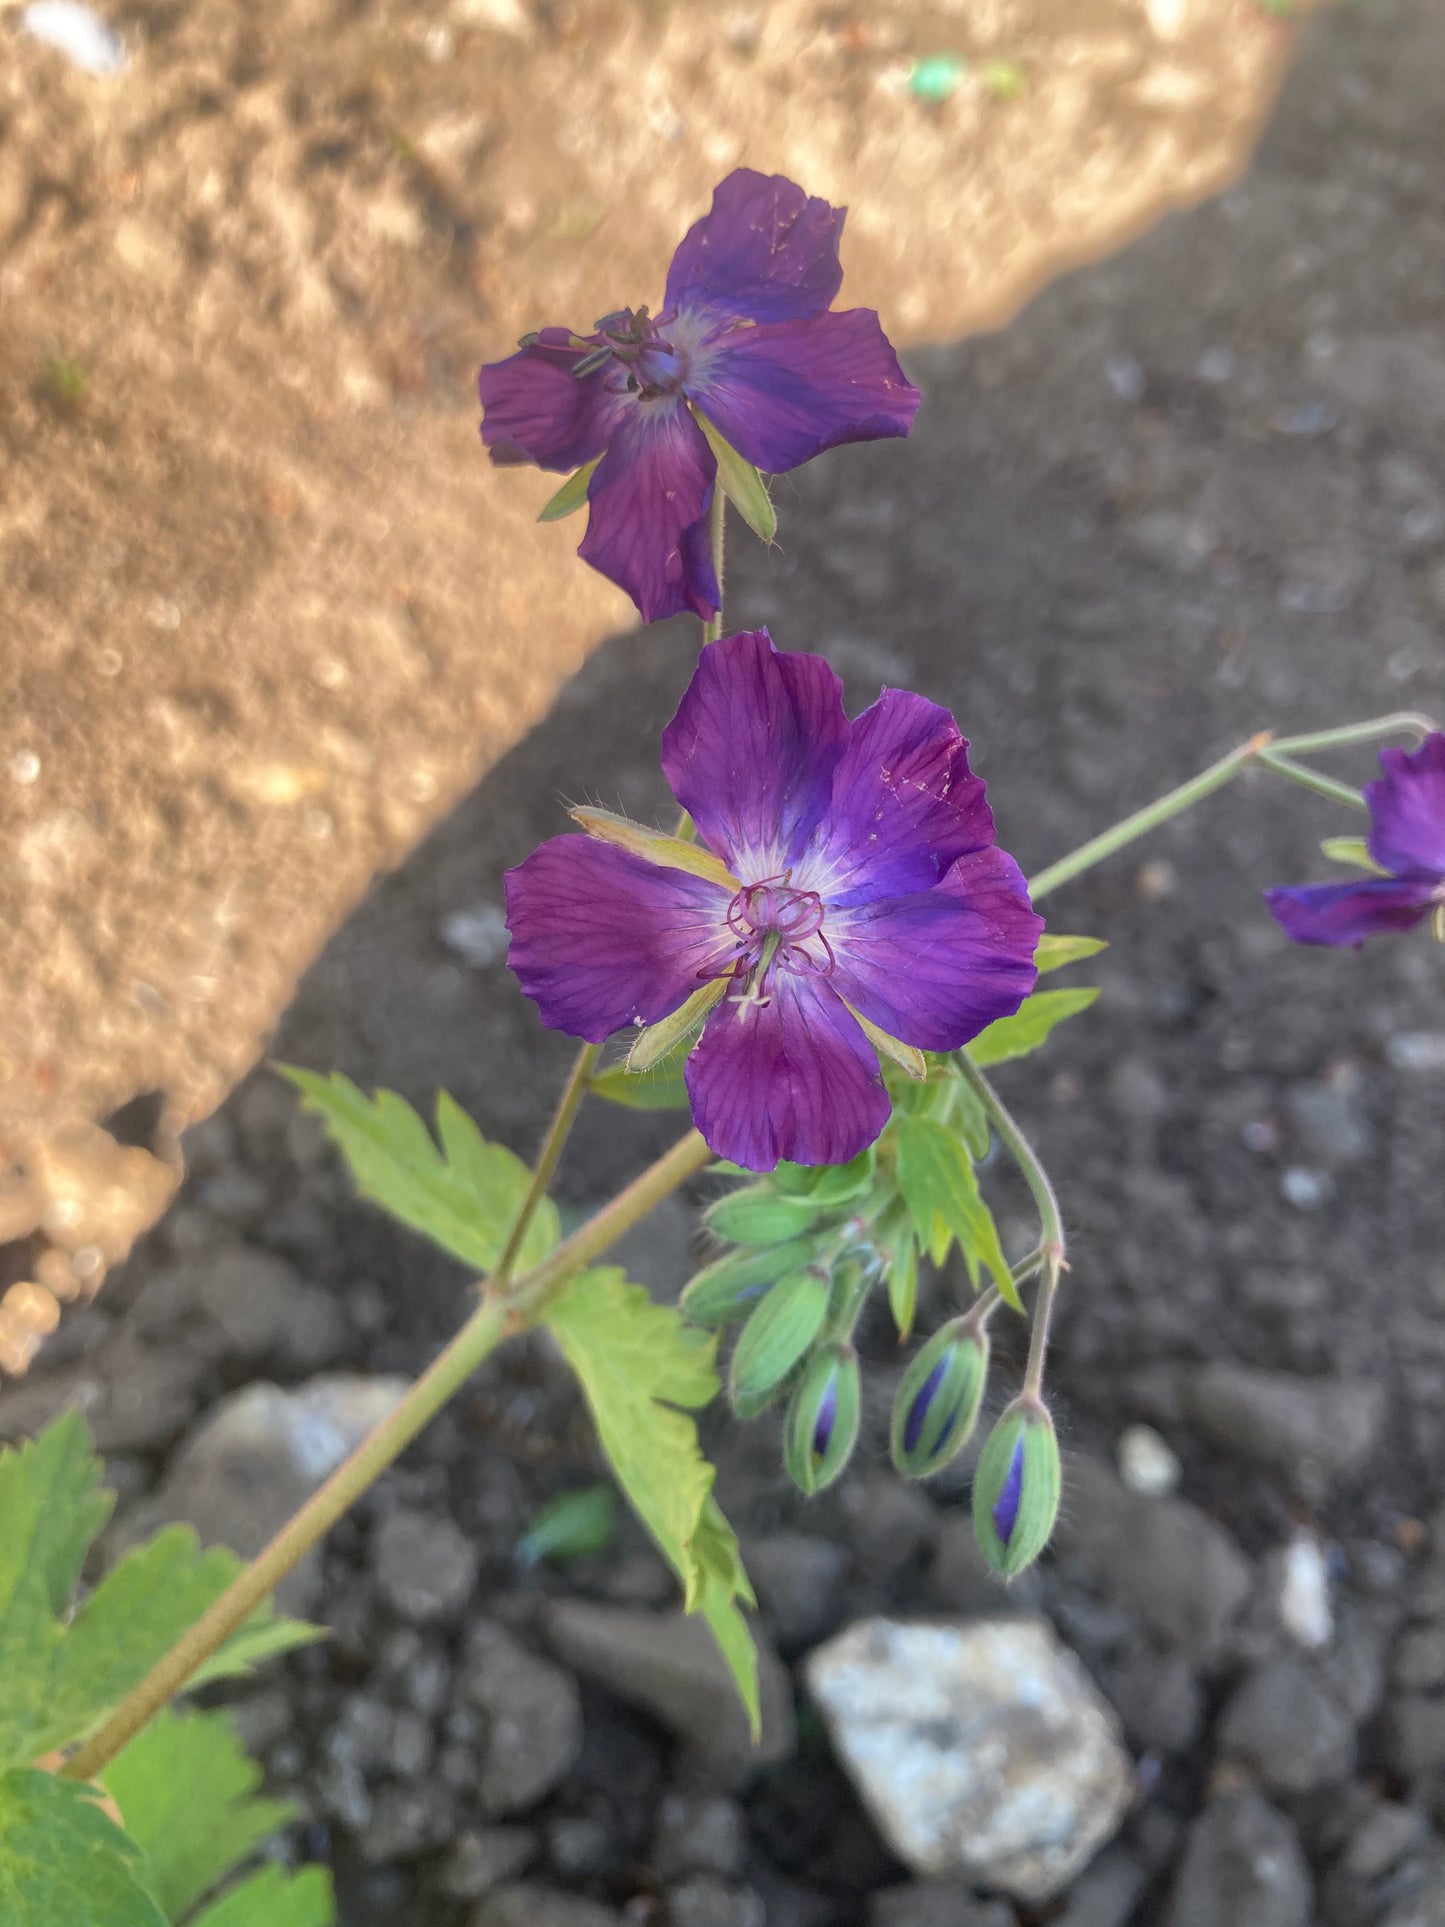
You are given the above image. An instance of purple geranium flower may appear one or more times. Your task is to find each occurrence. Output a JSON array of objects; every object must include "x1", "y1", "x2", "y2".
[
  {"x1": 1266, "y1": 732, "x2": 1445, "y2": 947},
  {"x1": 478, "y1": 169, "x2": 920, "y2": 624},
  {"x1": 505, "y1": 630, "x2": 1042, "y2": 1171}
]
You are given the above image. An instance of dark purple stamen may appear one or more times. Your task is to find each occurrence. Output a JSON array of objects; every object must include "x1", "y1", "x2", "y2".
[
  {"x1": 904, "y1": 1357, "x2": 949, "y2": 1454},
  {"x1": 992, "y1": 1438, "x2": 1027, "y2": 1545},
  {"x1": 811, "y1": 1376, "x2": 838, "y2": 1459}
]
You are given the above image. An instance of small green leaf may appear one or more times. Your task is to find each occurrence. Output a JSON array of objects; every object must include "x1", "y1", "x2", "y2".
[
  {"x1": 886, "y1": 1234, "x2": 918, "y2": 1341},
  {"x1": 1034, "y1": 933, "x2": 1107, "y2": 975},
  {"x1": 947, "y1": 1074, "x2": 992, "y2": 1161},
  {"x1": 517, "y1": 1487, "x2": 618, "y2": 1567},
  {"x1": 107, "y1": 1709, "x2": 291, "y2": 1922},
  {"x1": 966, "y1": 987, "x2": 1100, "y2": 1068},
  {"x1": 543, "y1": 1269, "x2": 759, "y2": 1734},
  {"x1": 192, "y1": 1865, "x2": 335, "y2": 1927},
  {"x1": 189, "y1": 1612, "x2": 323, "y2": 1691},
  {"x1": 692, "y1": 410, "x2": 777, "y2": 543},
  {"x1": 538, "y1": 457, "x2": 600, "y2": 522},
  {"x1": 279, "y1": 1070, "x2": 559, "y2": 1275},
  {"x1": 0, "y1": 1770, "x2": 165, "y2": 1927},
  {"x1": 896, "y1": 1118, "x2": 1020, "y2": 1311}
]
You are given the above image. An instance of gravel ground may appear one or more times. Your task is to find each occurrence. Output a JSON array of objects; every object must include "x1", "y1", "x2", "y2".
[{"x1": 5, "y1": 3, "x2": 1445, "y2": 1924}]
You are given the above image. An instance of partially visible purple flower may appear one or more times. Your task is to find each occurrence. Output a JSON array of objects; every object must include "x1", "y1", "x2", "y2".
[
  {"x1": 1266, "y1": 732, "x2": 1445, "y2": 947},
  {"x1": 478, "y1": 170, "x2": 920, "y2": 623},
  {"x1": 505, "y1": 629, "x2": 1041, "y2": 1171}
]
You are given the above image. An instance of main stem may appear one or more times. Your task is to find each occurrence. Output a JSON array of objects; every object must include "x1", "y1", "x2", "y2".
[{"x1": 702, "y1": 489, "x2": 727, "y2": 645}]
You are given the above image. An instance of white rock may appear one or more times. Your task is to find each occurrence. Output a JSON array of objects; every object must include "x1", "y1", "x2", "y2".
[
  {"x1": 1118, "y1": 1423, "x2": 1182, "y2": 1498},
  {"x1": 1277, "y1": 1530, "x2": 1333, "y2": 1651},
  {"x1": 22, "y1": 1, "x2": 126, "y2": 74},
  {"x1": 806, "y1": 1616, "x2": 1134, "y2": 1902},
  {"x1": 440, "y1": 902, "x2": 511, "y2": 970}
]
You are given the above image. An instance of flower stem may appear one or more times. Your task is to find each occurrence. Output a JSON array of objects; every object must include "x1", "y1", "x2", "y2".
[
  {"x1": 956, "y1": 1055, "x2": 1065, "y2": 1397},
  {"x1": 493, "y1": 1042, "x2": 601, "y2": 1284},
  {"x1": 702, "y1": 486, "x2": 727, "y2": 646},
  {"x1": 64, "y1": 1125, "x2": 712, "y2": 1786},
  {"x1": 1027, "y1": 710, "x2": 1440, "y2": 902}
]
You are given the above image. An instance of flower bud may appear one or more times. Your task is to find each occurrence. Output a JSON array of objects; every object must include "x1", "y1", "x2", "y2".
[
  {"x1": 728, "y1": 1270, "x2": 829, "y2": 1417},
  {"x1": 889, "y1": 1318, "x2": 989, "y2": 1479},
  {"x1": 971, "y1": 1396, "x2": 1061, "y2": 1579},
  {"x1": 680, "y1": 1237, "x2": 818, "y2": 1328},
  {"x1": 706, "y1": 1184, "x2": 821, "y2": 1246},
  {"x1": 784, "y1": 1343, "x2": 861, "y2": 1495}
]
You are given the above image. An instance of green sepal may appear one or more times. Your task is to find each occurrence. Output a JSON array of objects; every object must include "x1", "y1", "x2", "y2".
[
  {"x1": 728, "y1": 1272, "x2": 829, "y2": 1412},
  {"x1": 1034, "y1": 933, "x2": 1107, "y2": 975},
  {"x1": 706, "y1": 1184, "x2": 822, "y2": 1246},
  {"x1": 886, "y1": 1232, "x2": 918, "y2": 1341},
  {"x1": 890, "y1": 1317, "x2": 990, "y2": 1478},
  {"x1": 1320, "y1": 835, "x2": 1383, "y2": 873},
  {"x1": 538, "y1": 457, "x2": 600, "y2": 521},
  {"x1": 680, "y1": 1238, "x2": 818, "y2": 1327},
  {"x1": 972, "y1": 1397, "x2": 1062, "y2": 1579},
  {"x1": 628, "y1": 978, "x2": 727, "y2": 1072},
  {"x1": 692, "y1": 409, "x2": 777, "y2": 544},
  {"x1": 784, "y1": 1344, "x2": 861, "y2": 1496}
]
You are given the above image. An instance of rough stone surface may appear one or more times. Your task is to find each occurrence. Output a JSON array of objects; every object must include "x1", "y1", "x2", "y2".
[
  {"x1": 472, "y1": 1885, "x2": 621, "y2": 1927},
  {"x1": 1165, "y1": 1792, "x2": 1313, "y2": 1927},
  {"x1": 866, "y1": 1881, "x2": 1016, "y2": 1927},
  {"x1": 651, "y1": 1794, "x2": 747, "y2": 1882},
  {"x1": 546, "y1": 1604, "x2": 795, "y2": 1776},
  {"x1": 665, "y1": 1875, "x2": 766, "y2": 1927},
  {"x1": 1181, "y1": 1362, "x2": 1385, "y2": 1499},
  {"x1": 438, "y1": 1829, "x2": 539, "y2": 1902},
  {"x1": 743, "y1": 1533, "x2": 850, "y2": 1651},
  {"x1": 129, "y1": 1242, "x2": 346, "y2": 1373},
  {"x1": 1057, "y1": 1457, "x2": 1252, "y2": 1659},
  {"x1": 372, "y1": 1508, "x2": 480, "y2": 1625},
  {"x1": 462, "y1": 1620, "x2": 583, "y2": 1817},
  {"x1": 806, "y1": 1616, "x2": 1133, "y2": 1902},
  {"x1": 1218, "y1": 1654, "x2": 1356, "y2": 1792},
  {"x1": 1054, "y1": 1849, "x2": 1149, "y2": 1927},
  {"x1": 113, "y1": 1374, "x2": 408, "y2": 1612}
]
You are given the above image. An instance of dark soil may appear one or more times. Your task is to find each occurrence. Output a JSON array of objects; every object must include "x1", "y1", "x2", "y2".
[{"x1": 7, "y1": 2, "x2": 1445, "y2": 1924}]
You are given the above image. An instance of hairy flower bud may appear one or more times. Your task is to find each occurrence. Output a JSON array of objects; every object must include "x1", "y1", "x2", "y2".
[
  {"x1": 889, "y1": 1318, "x2": 989, "y2": 1479},
  {"x1": 680, "y1": 1237, "x2": 818, "y2": 1327},
  {"x1": 971, "y1": 1396, "x2": 1061, "y2": 1579},
  {"x1": 728, "y1": 1270, "x2": 829, "y2": 1417},
  {"x1": 784, "y1": 1343, "x2": 861, "y2": 1495},
  {"x1": 705, "y1": 1184, "x2": 821, "y2": 1247}
]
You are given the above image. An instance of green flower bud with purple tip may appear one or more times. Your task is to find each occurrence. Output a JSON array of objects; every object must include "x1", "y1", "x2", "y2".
[
  {"x1": 728, "y1": 1269, "x2": 829, "y2": 1417},
  {"x1": 972, "y1": 1396, "x2": 1061, "y2": 1579},
  {"x1": 680, "y1": 1236, "x2": 819, "y2": 1327},
  {"x1": 889, "y1": 1317, "x2": 989, "y2": 1479},
  {"x1": 784, "y1": 1342, "x2": 861, "y2": 1495}
]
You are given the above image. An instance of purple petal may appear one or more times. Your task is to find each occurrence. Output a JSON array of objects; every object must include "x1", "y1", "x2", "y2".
[
  {"x1": 662, "y1": 630, "x2": 850, "y2": 877},
  {"x1": 687, "y1": 309, "x2": 920, "y2": 475},
  {"x1": 478, "y1": 329, "x2": 627, "y2": 471},
  {"x1": 1265, "y1": 876, "x2": 1438, "y2": 948},
  {"x1": 504, "y1": 835, "x2": 732, "y2": 1042},
  {"x1": 992, "y1": 1438, "x2": 1026, "y2": 1546},
  {"x1": 828, "y1": 847, "x2": 1042, "y2": 1052},
  {"x1": 665, "y1": 169, "x2": 845, "y2": 326},
  {"x1": 684, "y1": 972, "x2": 889, "y2": 1171},
  {"x1": 578, "y1": 401, "x2": 719, "y2": 623},
  {"x1": 802, "y1": 689, "x2": 995, "y2": 905},
  {"x1": 1366, "y1": 733, "x2": 1445, "y2": 879}
]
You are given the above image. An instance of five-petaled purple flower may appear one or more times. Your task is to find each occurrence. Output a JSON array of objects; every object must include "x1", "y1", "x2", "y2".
[
  {"x1": 477, "y1": 169, "x2": 920, "y2": 624},
  {"x1": 1266, "y1": 732, "x2": 1445, "y2": 947},
  {"x1": 504, "y1": 630, "x2": 1042, "y2": 1171}
]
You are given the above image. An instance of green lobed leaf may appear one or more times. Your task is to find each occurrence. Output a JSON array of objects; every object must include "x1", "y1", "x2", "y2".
[
  {"x1": 886, "y1": 1233, "x2": 918, "y2": 1341},
  {"x1": 537, "y1": 457, "x2": 600, "y2": 522},
  {"x1": 107, "y1": 1708, "x2": 293, "y2": 1922},
  {"x1": 516, "y1": 1487, "x2": 618, "y2": 1567},
  {"x1": 191, "y1": 1864, "x2": 335, "y2": 1927},
  {"x1": 1034, "y1": 933, "x2": 1107, "y2": 975},
  {"x1": 543, "y1": 1268, "x2": 760, "y2": 1734},
  {"x1": 966, "y1": 987, "x2": 1100, "y2": 1068},
  {"x1": 279, "y1": 1070, "x2": 559, "y2": 1275},
  {"x1": 0, "y1": 1769, "x2": 165, "y2": 1927},
  {"x1": 895, "y1": 1118, "x2": 1021, "y2": 1312},
  {"x1": 691, "y1": 409, "x2": 777, "y2": 544}
]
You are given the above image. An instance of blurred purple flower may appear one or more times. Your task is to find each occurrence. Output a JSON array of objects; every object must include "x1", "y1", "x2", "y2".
[
  {"x1": 505, "y1": 630, "x2": 1041, "y2": 1170},
  {"x1": 478, "y1": 170, "x2": 920, "y2": 623},
  {"x1": 1266, "y1": 732, "x2": 1445, "y2": 947}
]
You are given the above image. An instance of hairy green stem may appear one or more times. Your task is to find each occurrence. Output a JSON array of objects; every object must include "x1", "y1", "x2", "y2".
[
  {"x1": 1027, "y1": 711, "x2": 1439, "y2": 902},
  {"x1": 65, "y1": 1127, "x2": 711, "y2": 1785}
]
